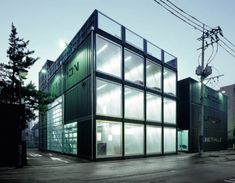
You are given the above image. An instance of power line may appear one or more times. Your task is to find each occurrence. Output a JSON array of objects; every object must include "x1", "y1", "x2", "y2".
[
  {"x1": 153, "y1": 0, "x2": 203, "y2": 32},
  {"x1": 221, "y1": 35, "x2": 235, "y2": 48},
  {"x1": 218, "y1": 42, "x2": 235, "y2": 58},
  {"x1": 158, "y1": 0, "x2": 204, "y2": 30},
  {"x1": 165, "y1": 0, "x2": 212, "y2": 30},
  {"x1": 219, "y1": 39, "x2": 235, "y2": 54}
]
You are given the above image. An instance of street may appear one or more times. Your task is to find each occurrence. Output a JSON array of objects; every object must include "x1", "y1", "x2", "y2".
[{"x1": 1, "y1": 149, "x2": 235, "y2": 182}]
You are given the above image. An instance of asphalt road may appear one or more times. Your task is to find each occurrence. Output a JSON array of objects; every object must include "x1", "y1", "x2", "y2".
[{"x1": 1, "y1": 149, "x2": 235, "y2": 182}]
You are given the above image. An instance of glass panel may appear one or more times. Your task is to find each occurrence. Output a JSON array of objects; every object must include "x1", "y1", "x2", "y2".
[
  {"x1": 96, "y1": 78, "x2": 122, "y2": 117},
  {"x1": 147, "y1": 42, "x2": 162, "y2": 60},
  {"x1": 47, "y1": 96, "x2": 63, "y2": 152},
  {"x1": 96, "y1": 35, "x2": 122, "y2": 78},
  {"x1": 147, "y1": 125, "x2": 162, "y2": 154},
  {"x1": 96, "y1": 120, "x2": 122, "y2": 157},
  {"x1": 164, "y1": 127, "x2": 176, "y2": 153},
  {"x1": 124, "y1": 49, "x2": 144, "y2": 85},
  {"x1": 164, "y1": 51, "x2": 177, "y2": 68},
  {"x1": 125, "y1": 87, "x2": 144, "y2": 120},
  {"x1": 164, "y1": 98, "x2": 176, "y2": 124},
  {"x1": 146, "y1": 93, "x2": 161, "y2": 122},
  {"x1": 164, "y1": 68, "x2": 176, "y2": 96},
  {"x1": 178, "y1": 130, "x2": 189, "y2": 151},
  {"x1": 63, "y1": 122, "x2": 77, "y2": 154},
  {"x1": 125, "y1": 29, "x2": 144, "y2": 50},
  {"x1": 125, "y1": 123, "x2": 144, "y2": 155},
  {"x1": 146, "y1": 60, "x2": 162, "y2": 91},
  {"x1": 98, "y1": 13, "x2": 121, "y2": 38}
]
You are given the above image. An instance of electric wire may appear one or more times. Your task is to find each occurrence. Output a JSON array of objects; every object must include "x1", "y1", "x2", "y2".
[
  {"x1": 206, "y1": 43, "x2": 214, "y2": 65},
  {"x1": 158, "y1": 0, "x2": 204, "y2": 30},
  {"x1": 221, "y1": 35, "x2": 235, "y2": 48},
  {"x1": 219, "y1": 39, "x2": 235, "y2": 54},
  {"x1": 218, "y1": 42, "x2": 235, "y2": 58},
  {"x1": 207, "y1": 43, "x2": 219, "y2": 65},
  {"x1": 153, "y1": 0, "x2": 203, "y2": 32},
  {"x1": 165, "y1": 0, "x2": 212, "y2": 30}
]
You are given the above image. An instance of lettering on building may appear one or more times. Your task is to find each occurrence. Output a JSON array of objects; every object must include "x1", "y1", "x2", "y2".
[
  {"x1": 67, "y1": 61, "x2": 79, "y2": 78},
  {"x1": 204, "y1": 137, "x2": 222, "y2": 143}
]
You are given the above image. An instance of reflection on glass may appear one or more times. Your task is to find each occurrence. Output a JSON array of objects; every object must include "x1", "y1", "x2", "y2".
[
  {"x1": 125, "y1": 87, "x2": 144, "y2": 120},
  {"x1": 164, "y1": 68, "x2": 176, "y2": 96},
  {"x1": 125, "y1": 29, "x2": 144, "y2": 50},
  {"x1": 178, "y1": 130, "x2": 188, "y2": 151},
  {"x1": 124, "y1": 49, "x2": 144, "y2": 85},
  {"x1": 147, "y1": 125, "x2": 162, "y2": 154},
  {"x1": 125, "y1": 123, "x2": 144, "y2": 155},
  {"x1": 146, "y1": 93, "x2": 161, "y2": 122},
  {"x1": 147, "y1": 42, "x2": 162, "y2": 60},
  {"x1": 63, "y1": 122, "x2": 77, "y2": 154},
  {"x1": 96, "y1": 120, "x2": 122, "y2": 157},
  {"x1": 98, "y1": 13, "x2": 121, "y2": 38},
  {"x1": 96, "y1": 78, "x2": 122, "y2": 117},
  {"x1": 96, "y1": 35, "x2": 122, "y2": 78},
  {"x1": 47, "y1": 96, "x2": 63, "y2": 152},
  {"x1": 146, "y1": 60, "x2": 162, "y2": 91},
  {"x1": 164, "y1": 98, "x2": 176, "y2": 124},
  {"x1": 164, "y1": 128, "x2": 176, "y2": 153}
]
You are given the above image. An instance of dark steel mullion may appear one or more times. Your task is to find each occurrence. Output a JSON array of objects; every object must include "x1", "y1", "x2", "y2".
[
  {"x1": 144, "y1": 39, "x2": 147, "y2": 156},
  {"x1": 161, "y1": 49, "x2": 164, "y2": 155},
  {"x1": 121, "y1": 25, "x2": 125, "y2": 158}
]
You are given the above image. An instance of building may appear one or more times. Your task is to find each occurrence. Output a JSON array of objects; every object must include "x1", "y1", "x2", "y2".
[
  {"x1": 177, "y1": 78, "x2": 227, "y2": 153},
  {"x1": 220, "y1": 84, "x2": 235, "y2": 146},
  {"x1": 39, "y1": 10, "x2": 178, "y2": 160}
]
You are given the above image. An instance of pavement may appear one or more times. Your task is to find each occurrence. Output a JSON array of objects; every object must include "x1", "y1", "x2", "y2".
[{"x1": 1, "y1": 149, "x2": 235, "y2": 182}]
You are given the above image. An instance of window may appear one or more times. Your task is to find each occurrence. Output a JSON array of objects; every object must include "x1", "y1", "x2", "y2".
[
  {"x1": 147, "y1": 125, "x2": 162, "y2": 154},
  {"x1": 124, "y1": 49, "x2": 144, "y2": 85},
  {"x1": 164, "y1": 68, "x2": 176, "y2": 96},
  {"x1": 164, "y1": 128, "x2": 176, "y2": 153},
  {"x1": 125, "y1": 29, "x2": 144, "y2": 50},
  {"x1": 146, "y1": 60, "x2": 162, "y2": 91},
  {"x1": 178, "y1": 130, "x2": 188, "y2": 151},
  {"x1": 96, "y1": 35, "x2": 122, "y2": 78},
  {"x1": 96, "y1": 120, "x2": 122, "y2": 157},
  {"x1": 146, "y1": 93, "x2": 161, "y2": 122},
  {"x1": 125, "y1": 123, "x2": 144, "y2": 155},
  {"x1": 96, "y1": 78, "x2": 122, "y2": 117},
  {"x1": 125, "y1": 86, "x2": 144, "y2": 120},
  {"x1": 47, "y1": 96, "x2": 63, "y2": 152},
  {"x1": 164, "y1": 98, "x2": 176, "y2": 124},
  {"x1": 147, "y1": 42, "x2": 162, "y2": 60},
  {"x1": 63, "y1": 122, "x2": 77, "y2": 154}
]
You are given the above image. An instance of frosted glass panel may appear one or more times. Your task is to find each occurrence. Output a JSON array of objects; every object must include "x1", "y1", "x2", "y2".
[
  {"x1": 96, "y1": 78, "x2": 122, "y2": 117},
  {"x1": 96, "y1": 35, "x2": 122, "y2": 78},
  {"x1": 147, "y1": 125, "x2": 162, "y2": 154},
  {"x1": 146, "y1": 60, "x2": 162, "y2": 91},
  {"x1": 96, "y1": 120, "x2": 122, "y2": 157},
  {"x1": 124, "y1": 49, "x2": 144, "y2": 85},
  {"x1": 63, "y1": 122, "x2": 77, "y2": 154},
  {"x1": 146, "y1": 93, "x2": 161, "y2": 122},
  {"x1": 125, "y1": 87, "x2": 144, "y2": 120},
  {"x1": 125, "y1": 123, "x2": 144, "y2": 155},
  {"x1": 164, "y1": 98, "x2": 176, "y2": 124},
  {"x1": 164, "y1": 128, "x2": 176, "y2": 153},
  {"x1": 164, "y1": 68, "x2": 176, "y2": 96}
]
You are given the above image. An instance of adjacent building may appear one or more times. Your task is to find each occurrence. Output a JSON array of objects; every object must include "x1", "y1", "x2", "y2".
[
  {"x1": 178, "y1": 78, "x2": 227, "y2": 152},
  {"x1": 39, "y1": 10, "x2": 177, "y2": 160},
  {"x1": 220, "y1": 84, "x2": 235, "y2": 146}
]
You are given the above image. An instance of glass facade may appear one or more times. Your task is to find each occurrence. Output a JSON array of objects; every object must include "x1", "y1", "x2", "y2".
[
  {"x1": 164, "y1": 128, "x2": 176, "y2": 153},
  {"x1": 147, "y1": 125, "x2": 162, "y2": 154},
  {"x1": 40, "y1": 10, "x2": 177, "y2": 160},
  {"x1": 146, "y1": 60, "x2": 162, "y2": 91},
  {"x1": 96, "y1": 35, "x2": 122, "y2": 78},
  {"x1": 96, "y1": 120, "x2": 122, "y2": 157},
  {"x1": 125, "y1": 123, "x2": 144, "y2": 155},
  {"x1": 164, "y1": 98, "x2": 176, "y2": 124},
  {"x1": 164, "y1": 68, "x2": 176, "y2": 96},
  {"x1": 63, "y1": 122, "x2": 77, "y2": 154},
  {"x1": 146, "y1": 93, "x2": 161, "y2": 122},
  {"x1": 124, "y1": 49, "x2": 144, "y2": 85},
  {"x1": 178, "y1": 130, "x2": 189, "y2": 151},
  {"x1": 47, "y1": 97, "x2": 63, "y2": 152},
  {"x1": 96, "y1": 78, "x2": 122, "y2": 117},
  {"x1": 125, "y1": 86, "x2": 144, "y2": 120}
]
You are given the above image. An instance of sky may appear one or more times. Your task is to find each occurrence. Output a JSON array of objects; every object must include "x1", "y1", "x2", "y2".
[{"x1": 1, "y1": 0, "x2": 235, "y2": 89}]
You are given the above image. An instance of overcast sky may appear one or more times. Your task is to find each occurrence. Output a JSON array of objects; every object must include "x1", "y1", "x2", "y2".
[{"x1": 1, "y1": 0, "x2": 235, "y2": 89}]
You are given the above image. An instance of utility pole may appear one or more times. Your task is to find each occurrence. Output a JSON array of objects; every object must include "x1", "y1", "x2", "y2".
[{"x1": 196, "y1": 25, "x2": 222, "y2": 155}]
